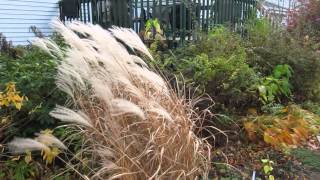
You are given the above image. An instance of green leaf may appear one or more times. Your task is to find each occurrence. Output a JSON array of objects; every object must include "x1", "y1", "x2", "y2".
[
  {"x1": 264, "y1": 165, "x2": 271, "y2": 174},
  {"x1": 269, "y1": 175, "x2": 275, "y2": 180}
]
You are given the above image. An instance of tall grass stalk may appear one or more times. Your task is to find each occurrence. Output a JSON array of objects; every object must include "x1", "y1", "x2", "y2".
[{"x1": 36, "y1": 21, "x2": 212, "y2": 179}]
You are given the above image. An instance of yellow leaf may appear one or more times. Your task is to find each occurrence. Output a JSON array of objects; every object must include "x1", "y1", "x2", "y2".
[
  {"x1": 14, "y1": 102, "x2": 22, "y2": 110},
  {"x1": 13, "y1": 95, "x2": 22, "y2": 101},
  {"x1": 42, "y1": 147, "x2": 60, "y2": 165},
  {"x1": 281, "y1": 107, "x2": 288, "y2": 113},
  {"x1": 264, "y1": 131, "x2": 276, "y2": 146},
  {"x1": 278, "y1": 130, "x2": 294, "y2": 145},
  {"x1": 2, "y1": 99, "x2": 9, "y2": 107},
  {"x1": 293, "y1": 127, "x2": 309, "y2": 140},
  {"x1": 24, "y1": 151, "x2": 32, "y2": 164},
  {"x1": 247, "y1": 107, "x2": 258, "y2": 115},
  {"x1": 244, "y1": 122, "x2": 257, "y2": 141},
  {"x1": 40, "y1": 129, "x2": 53, "y2": 135},
  {"x1": 1, "y1": 116, "x2": 9, "y2": 124},
  {"x1": 269, "y1": 175, "x2": 275, "y2": 180},
  {"x1": 11, "y1": 156, "x2": 20, "y2": 161}
]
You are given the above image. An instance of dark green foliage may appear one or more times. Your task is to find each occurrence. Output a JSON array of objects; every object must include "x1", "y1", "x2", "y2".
[
  {"x1": 152, "y1": 20, "x2": 314, "y2": 116},
  {"x1": 301, "y1": 101, "x2": 320, "y2": 116},
  {"x1": 0, "y1": 46, "x2": 66, "y2": 138},
  {"x1": 245, "y1": 18, "x2": 320, "y2": 102},
  {"x1": 292, "y1": 148, "x2": 320, "y2": 172},
  {"x1": 3, "y1": 160, "x2": 37, "y2": 180}
]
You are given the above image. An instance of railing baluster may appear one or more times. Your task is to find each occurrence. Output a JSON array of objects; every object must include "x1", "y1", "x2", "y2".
[
  {"x1": 209, "y1": 0, "x2": 213, "y2": 30},
  {"x1": 79, "y1": 0, "x2": 83, "y2": 21},
  {"x1": 180, "y1": 1, "x2": 183, "y2": 42},
  {"x1": 58, "y1": 0, "x2": 258, "y2": 45},
  {"x1": 188, "y1": 1, "x2": 192, "y2": 40},
  {"x1": 134, "y1": 0, "x2": 138, "y2": 32},
  {"x1": 99, "y1": 0, "x2": 102, "y2": 26},
  {"x1": 129, "y1": 0, "x2": 133, "y2": 28},
  {"x1": 140, "y1": 0, "x2": 144, "y2": 32},
  {"x1": 206, "y1": 0, "x2": 209, "y2": 31},
  {"x1": 147, "y1": 0, "x2": 150, "y2": 19},
  {"x1": 231, "y1": 0, "x2": 234, "y2": 26},
  {"x1": 87, "y1": 0, "x2": 91, "y2": 23},
  {"x1": 159, "y1": 0, "x2": 162, "y2": 21},
  {"x1": 172, "y1": 0, "x2": 176, "y2": 41},
  {"x1": 182, "y1": 1, "x2": 186, "y2": 43},
  {"x1": 92, "y1": 0, "x2": 96, "y2": 24},
  {"x1": 83, "y1": 0, "x2": 87, "y2": 23}
]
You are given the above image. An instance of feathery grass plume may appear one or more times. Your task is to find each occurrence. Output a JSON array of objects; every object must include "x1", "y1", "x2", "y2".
[
  {"x1": 109, "y1": 27, "x2": 153, "y2": 60},
  {"x1": 35, "y1": 133, "x2": 67, "y2": 150},
  {"x1": 8, "y1": 138, "x2": 51, "y2": 154},
  {"x1": 50, "y1": 105, "x2": 92, "y2": 127},
  {"x1": 38, "y1": 20, "x2": 212, "y2": 179}
]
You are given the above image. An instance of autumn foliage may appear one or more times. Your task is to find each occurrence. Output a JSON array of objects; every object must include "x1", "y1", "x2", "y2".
[
  {"x1": 287, "y1": 0, "x2": 320, "y2": 40},
  {"x1": 244, "y1": 105, "x2": 320, "y2": 149}
]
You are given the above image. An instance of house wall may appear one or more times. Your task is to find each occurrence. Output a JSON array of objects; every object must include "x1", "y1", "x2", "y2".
[{"x1": 0, "y1": 0, "x2": 59, "y2": 45}]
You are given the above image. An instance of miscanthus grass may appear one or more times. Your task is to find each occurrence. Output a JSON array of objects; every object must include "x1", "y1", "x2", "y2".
[{"x1": 15, "y1": 20, "x2": 213, "y2": 179}]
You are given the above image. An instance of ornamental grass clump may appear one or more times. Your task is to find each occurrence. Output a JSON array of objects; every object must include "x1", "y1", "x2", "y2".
[{"x1": 35, "y1": 21, "x2": 212, "y2": 179}]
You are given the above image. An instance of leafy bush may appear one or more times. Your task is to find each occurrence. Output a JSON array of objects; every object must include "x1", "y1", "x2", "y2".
[
  {"x1": 153, "y1": 27, "x2": 261, "y2": 113},
  {"x1": 245, "y1": 17, "x2": 320, "y2": 102},
  {"x1": 245, "y1": 18, "x2": 273, "y2": 47},
  {"x1": 0, "y1": 46, "x2": 66, "y2": 138},
  {"x1": 257, "y1": 64, "x2": 293, "y2": 104},
  {"x1": 287, "y1": 0, "x2": 320, "y2": 41}
]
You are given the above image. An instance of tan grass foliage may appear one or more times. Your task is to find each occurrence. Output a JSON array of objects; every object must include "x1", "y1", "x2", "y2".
[{"x1": 35, "y1": 21, "x2": 211, "y2": 179}]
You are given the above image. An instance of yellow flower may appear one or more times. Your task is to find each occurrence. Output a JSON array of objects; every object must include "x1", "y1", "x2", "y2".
[{"x1": 41, "y1": 147, "x2": 60, "y2": 165}]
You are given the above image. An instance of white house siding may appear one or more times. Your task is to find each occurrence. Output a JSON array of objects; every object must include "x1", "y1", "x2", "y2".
[{"x1": 0, "y1": 0, "x2": 59, "y2": 45}]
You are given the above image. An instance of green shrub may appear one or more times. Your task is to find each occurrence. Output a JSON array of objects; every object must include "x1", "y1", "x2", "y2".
[
  {"x1": 245, "y1": 18, "x2": 273, "y2": 47},
  {"x1": 257, "y1": 64, "x2": 293, "y2": 104},
  {"x1": 0, "y1": 46, "x2": 66, "y2": 138},
  {"x1": 152, "y1": 26, "x2": 261, "y2": 113},
  {"x1": 245, "y1": 17, "x2": 320, "y2": 102}
]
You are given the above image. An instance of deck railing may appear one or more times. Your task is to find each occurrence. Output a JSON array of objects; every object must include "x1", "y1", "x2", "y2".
[{"x1": 59, "y1": 0, "x2": 257, "y2": 43}]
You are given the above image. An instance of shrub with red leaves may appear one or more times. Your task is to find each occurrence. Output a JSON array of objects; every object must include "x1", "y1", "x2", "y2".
[{"x1": 287, "y1": 0, "x2": 320, "y2": 41}]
